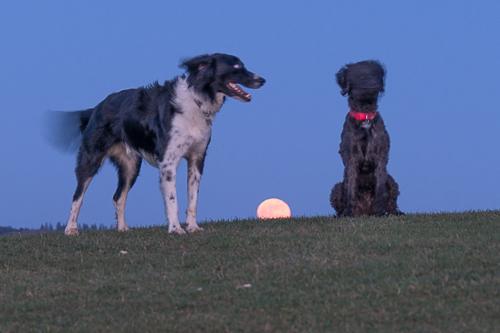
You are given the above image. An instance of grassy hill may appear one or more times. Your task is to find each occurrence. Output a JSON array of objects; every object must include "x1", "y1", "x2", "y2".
[{"x1": 1, "y1": 211, "x2": 499, "y2": 332}]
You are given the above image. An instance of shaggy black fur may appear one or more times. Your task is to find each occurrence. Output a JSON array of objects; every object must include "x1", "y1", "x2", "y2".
[{"x1": 330, "y1": 60, "x2": 403, "y2": 217}]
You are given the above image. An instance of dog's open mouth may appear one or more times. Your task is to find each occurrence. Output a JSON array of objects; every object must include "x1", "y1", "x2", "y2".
[{"x1": 228, "y1": 82, "x2": 251, "y2": 102}]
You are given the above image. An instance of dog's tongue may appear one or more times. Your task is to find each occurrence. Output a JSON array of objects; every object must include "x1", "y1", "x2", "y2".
[{"x1": 228, "y1": 82, "x2": 251, "y2": 101}]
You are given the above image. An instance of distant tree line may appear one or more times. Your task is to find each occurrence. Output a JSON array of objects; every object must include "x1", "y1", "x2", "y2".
[
  {"x1": 40, "y1": 222, "x2": 111, "y2": 231},
  {"x1": 0, "y1": 226, "x2": 29, "y2": 235},
  {"x1": 0, "y1": 222, "x2": 113, "y2": 235},
  {"x1": 40, "y1": 222, "x2": 67, "y2": 231}
]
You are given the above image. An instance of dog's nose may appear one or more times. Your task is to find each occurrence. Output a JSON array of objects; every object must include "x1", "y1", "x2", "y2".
[{"x1": 254, "y1": 75, "x2": 266, "y2": 86}]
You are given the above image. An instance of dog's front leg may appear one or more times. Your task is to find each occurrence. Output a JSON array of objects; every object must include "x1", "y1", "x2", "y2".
[
  {"x1": 159, "y1": 156, "x2": 185, "y2": 234},
  {"x1": 373, "y1": 164, "x2": 388, "y2": 216},
  {"x1": 185, "y1": 156, "x2": 204, "y2": 233},
  {"x1": 342, "y1": 159, "x2": 359, "y2": 216}
]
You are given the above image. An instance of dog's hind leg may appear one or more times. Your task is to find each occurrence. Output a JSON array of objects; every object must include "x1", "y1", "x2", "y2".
[
  {"x1": 330, "y1": 182, "x2": 345, "y2": 216},
  {"x1": 65, "y1": 178, "x2": 92, "y2": 235},
  {"x1": 65, "y1": 149, "x2": 106, "y2": 235},
  {"x1": 386, "y1": 175, "x2": 404, "y2": 215},
  {"x1": 109, "y1": 144, "x2": 142, "y2": 232}
]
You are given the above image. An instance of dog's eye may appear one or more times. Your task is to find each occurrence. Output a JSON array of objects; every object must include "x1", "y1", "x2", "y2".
[{"x1": 234, "y1": 64, "x2": 242, "y2": 69}]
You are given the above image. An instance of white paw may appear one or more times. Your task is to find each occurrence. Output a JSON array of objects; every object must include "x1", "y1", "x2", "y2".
[
  {"x1": 169, "y1": 226, "x2": 186, "y2": 235},
  {"x1": 65, "y1": 228, "x2": 79, "y2": 236},
  {"x1": 186, "y1": 226, "x2": 204, "y2": 233},
  {"x1": 117, "y1": 226, "x2": 129, "y2": 232}
]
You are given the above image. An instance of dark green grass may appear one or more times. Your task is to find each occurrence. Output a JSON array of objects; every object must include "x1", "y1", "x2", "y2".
[{"x1": 1, "y1": 211, "x2": 499, "y2": 332}]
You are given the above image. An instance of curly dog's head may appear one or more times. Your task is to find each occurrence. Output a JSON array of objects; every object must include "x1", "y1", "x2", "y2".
[{"x1": 336, "y1": 61, "x2": 386, "y2": 108}]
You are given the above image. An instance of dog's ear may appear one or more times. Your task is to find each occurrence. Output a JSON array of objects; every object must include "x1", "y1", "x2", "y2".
[
  {"x1": 336, "y1": 66, "x2": 349, "y2": 96},
  {"x1": 379, "y1": 69, "x2": 386, "y2": 93},
  {"x1": 180, "y1": 54, "x2": 216, "y2": 88},
  {"x1": 371, "y1": 60, "x2": 386, "y2": 93},
  {"x1": 180, "y1": 54, "x2": 215, "y2": 75}
]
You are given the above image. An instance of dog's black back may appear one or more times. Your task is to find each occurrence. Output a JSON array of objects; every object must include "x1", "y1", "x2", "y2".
[{"x1": 330, "y1": 61, "x2": 402, "y2": 217}]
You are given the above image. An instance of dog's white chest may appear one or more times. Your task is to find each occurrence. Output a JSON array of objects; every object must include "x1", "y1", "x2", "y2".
[
  {"x1": 174, "y1": 78, "x2": 223, "y2": 131},
  {"x1": 168, "y1": 79, "x2": 223, "y2": 157},
  {"x1": 169, "y1": 110, "x2": 212, "y2": 156}
]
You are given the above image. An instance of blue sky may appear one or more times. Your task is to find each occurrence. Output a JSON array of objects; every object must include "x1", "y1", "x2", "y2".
[{"x1": 1, "y1": 1, "x2": 499, "y2": 229}]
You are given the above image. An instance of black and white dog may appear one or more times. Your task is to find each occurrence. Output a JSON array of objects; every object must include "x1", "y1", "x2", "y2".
[{"x1": 50, "y1": 53, "x2": 265, "y2": 235}]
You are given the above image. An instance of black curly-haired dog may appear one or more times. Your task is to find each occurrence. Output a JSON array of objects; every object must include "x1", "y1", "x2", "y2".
[{"x1": 330, "y1": 60, "x2": 403, "y2": 217}]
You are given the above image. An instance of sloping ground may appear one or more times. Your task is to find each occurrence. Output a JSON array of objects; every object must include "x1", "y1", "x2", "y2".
[{"x1": 1, "y1": 210, "x2": 499, "y2": 332}]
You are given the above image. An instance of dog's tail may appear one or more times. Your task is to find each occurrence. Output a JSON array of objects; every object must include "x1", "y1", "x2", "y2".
[{"x1": 43, "y1": 109, "x2": 93, "y2": 154}]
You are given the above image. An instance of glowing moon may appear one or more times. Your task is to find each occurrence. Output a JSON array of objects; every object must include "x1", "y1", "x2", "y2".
[{"x1": 257, "y1": 198, "x2": 291, "y2": 219}]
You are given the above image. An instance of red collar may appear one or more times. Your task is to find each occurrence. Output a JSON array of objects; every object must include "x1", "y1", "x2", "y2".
[{"x1": 349, "y1": 110, "x2": 377, "y2": 121}]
